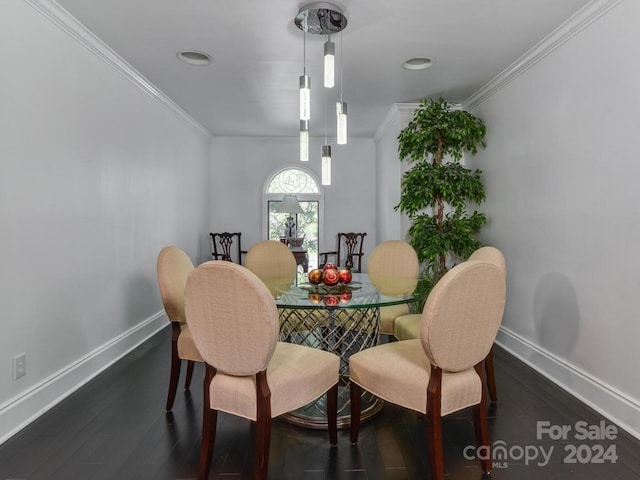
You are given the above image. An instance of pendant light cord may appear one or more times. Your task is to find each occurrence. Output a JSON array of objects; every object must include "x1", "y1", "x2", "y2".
[{"x1": 340, "y1": 30, "x2": 343, "y2": 102}]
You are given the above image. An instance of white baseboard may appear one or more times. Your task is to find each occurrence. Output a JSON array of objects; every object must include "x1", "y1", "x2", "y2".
[
  {"x1": 495, "y1": 326, "x2": 640, "y2": 440},
  {"x1": 0, "y1": 313, "x2": 167, "y2": 445}
]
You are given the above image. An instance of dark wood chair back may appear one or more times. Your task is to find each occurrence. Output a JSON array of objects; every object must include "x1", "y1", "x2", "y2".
[
  {"x1": 320, "y1": 232, "x2": 367, "y2": 272},
  {"x1": 209, "y1": 232, "x2": 243, "y2": 264}
]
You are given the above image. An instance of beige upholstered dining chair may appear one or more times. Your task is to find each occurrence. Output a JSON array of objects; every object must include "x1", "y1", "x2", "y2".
[
  {"x1": 467, "y1": 246, "x2": 506, "y2": 401},
  {"x1": 184, "y1": 261, "x2": 340, "y2": 480},
  {"x1": 394, "y1": 246, "x2": 506, "y2": 402},
  {"x1": 156, "y1": 246, "x2": 203, "y2": 411},
  {"x1": 245, "y1": 240, "x2": 297, "y2": 297},
  {"x1": 366, "y1": 240, "x2": 420, "y2": 338},
  {"x1": 350, "y1": 258, "x2": 507, "y2": 480}
]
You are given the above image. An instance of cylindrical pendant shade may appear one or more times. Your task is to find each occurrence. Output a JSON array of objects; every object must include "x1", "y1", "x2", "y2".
[
  {"x1": 324, "y1": 40, "x2": 335, "y2": 88},
  {"x1": 321, "y1": 145, "x2": 331, "y2": 186},
  {"x1": 300, "y1": 120, "x2": 309, "y2": 162},
  {"x1": 299, "y1": 75, "x2": 310, "y2": 120},
  {"x1": 336, "y1": 101, "x2": 347, "y2": 145}
]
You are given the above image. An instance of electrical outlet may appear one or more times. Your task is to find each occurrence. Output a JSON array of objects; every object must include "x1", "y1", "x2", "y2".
[{"x1": 13, "y1": 353, "x2": 26, "y2": 380}]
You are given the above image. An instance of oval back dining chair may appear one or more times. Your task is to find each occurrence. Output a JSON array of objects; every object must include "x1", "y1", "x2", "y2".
[
  {"x1": 350, "y1": 258, "x2": 506, "y2": 480},
  {"x1": 367, "y1": 240, "x2": 420, "y2": 338},
  {"x1": 184, "y1": 261, "x2": 339, "y2": 480},
  {"x1": 245, "y1": 240, "x2": 297, "y2": 296},
  {"x1": 467, "y1": 246, "x2": 506, "y2": 401},
  {"x1": 394, "y1": 246, "x2": 506, "y2": 402},
  {"x1": 156, "y1": 246, "x2": 203, "y2": 411}
]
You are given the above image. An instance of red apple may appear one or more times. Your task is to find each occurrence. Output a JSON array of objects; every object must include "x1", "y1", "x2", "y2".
[
  {"x1": 323, "y1": 263, "x2": 337, "y2": 271},
  {"x1": 338, "y1": 268, "x2": 352, "y2": 284},
  {"x1": 322, "y1": 268, "x2": 340, "y2": 286},
  {"x1": 340, "y1": 291, "x2": 352, "y2": 303},
  {"x1": 323, "y1": 294, "x2": 339, "y2": 306},
  {"x1": 308, "y1": 268, "x2": 323, "y2": 285}
]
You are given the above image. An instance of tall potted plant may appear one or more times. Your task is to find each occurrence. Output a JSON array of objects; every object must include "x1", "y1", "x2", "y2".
[{"x1": 396, "y1": 97, "x2": 487, "y2": 283}]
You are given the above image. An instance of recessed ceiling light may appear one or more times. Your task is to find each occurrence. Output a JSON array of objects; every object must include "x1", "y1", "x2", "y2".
[
  {"x1": 177, "y1": 50, "x2": 212, "y2": 66},
  {"x1": 402, "y1": 57, "x2": 435, "y2": 71}
]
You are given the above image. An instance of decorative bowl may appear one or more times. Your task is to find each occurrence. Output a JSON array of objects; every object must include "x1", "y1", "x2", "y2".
[{"x1": 288, "y1": 237, "x2": 304, "y2": 247}]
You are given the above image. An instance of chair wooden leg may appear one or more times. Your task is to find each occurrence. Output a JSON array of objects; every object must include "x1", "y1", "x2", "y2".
[
  {"x1": 326, "y1": 384, "x2": 338, "y2": 446},
  {"x1": 198, "y1": 365, "x2": 216, "y2": 480},
  {"x1": 485, "y1": 346, "x2": 498, "y2": 402},
  {"x1": 166, "y1": 324, "x2": 182, "y2": 411},
  {"x1": 426, "y1": 365, "x2": 444, "y2": 480},
  {"x1": 474, "y1": 362, "x2": 492, "y2": 475},
  {"x1": 255, "y1": 371, "x2": 272, "y2": 480},
  {"x1": 349, "y1": 382, "x2": 362, "y2": 444},
  {"x1": 184, "y1": 360, "x2": 195, "y2": 390}
]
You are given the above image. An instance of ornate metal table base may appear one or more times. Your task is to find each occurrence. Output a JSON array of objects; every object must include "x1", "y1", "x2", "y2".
[{"x1": 279, "y1": 305, "x2": 381, "y2": 428}]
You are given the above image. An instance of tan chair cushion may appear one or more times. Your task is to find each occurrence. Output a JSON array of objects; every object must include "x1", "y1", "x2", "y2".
[
  {"x1": 211, "y1": 342, "x2": 339, "y2": 420},
  {"x1": 393, "y1": 313, "x2": 421, "y2": 341},
  {"x1": 380, "y1": 304, "x2": 411, "y2": 336},
  {"x1": 245, "y1": 240, "x2": 297, "y2": 296},
  {"x1": 367, "y1": 240, "x2": 419, "y2": 335},
  {"x1": 367, "y1": 240, "x2": 419, "y2": 279},
  {"x1": 177, "y1": 324, "x2": 203, "y2": 362},
  {"x1": 157, "y1": 246, "x2": 195, "y2": 324},
  {"x1": 349, "y1": 340, "x2": 482, "y2": 416},
  {"x1": 420, "y1": 261, "x2": 505, "y2": 372},
  {"x1": 468, "y1": 246, "x2": 506, "y2": 276},
  {"x1": 185, "y1": 261, "x2": 340, "y2": 421},
  {"x1": 186, "y1": 261, "x2": 280, "y2": 375}
]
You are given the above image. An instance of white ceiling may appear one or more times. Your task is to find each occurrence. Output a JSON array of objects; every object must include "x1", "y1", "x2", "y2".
[{"x1": 55, "y1": 0, "x2": 592, "y2": 139}]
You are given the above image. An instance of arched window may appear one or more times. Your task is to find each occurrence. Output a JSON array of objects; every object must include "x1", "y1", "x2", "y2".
[{"x1": 263, "y1": 167, "x2": 323, "y2": 270}]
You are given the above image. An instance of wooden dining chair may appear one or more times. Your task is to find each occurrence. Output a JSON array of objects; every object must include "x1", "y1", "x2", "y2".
[
  {"x1": 319, "y1": 232, "x2": 367, "y2": 271},
  {"x1": 156, "y1": 246, "x2": 203, "y2": 411},
  {"x1": 393, "y1": 246, "x2": 506, "y2": 402},
  {"x1": 350, "y1": 258, "x2": 506, "y2": 480},
  {"x1": 209, "y1": 232, "x2": 244, "y2": 264},
  {"x1": 367, "y1": 240, "x2": 420, "y2": 339},
  {"x1": 244, "y1": 240, "x2": 297, "y2": 297},
  {"x1": 184, "y1": 261, "x2": 339, "y2": 480}
]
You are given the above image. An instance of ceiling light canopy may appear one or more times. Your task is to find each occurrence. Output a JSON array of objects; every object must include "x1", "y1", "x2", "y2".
[{"x1": 295, "y1": 2, "x2": 347, "y2": 35}]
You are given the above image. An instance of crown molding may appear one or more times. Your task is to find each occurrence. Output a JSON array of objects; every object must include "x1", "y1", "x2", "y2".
[
  {"x1": 25, "y1": 0, "x2": 212, "y2": 140},
  {"x1": 464, "y1": 0, "x2": 624, "y2": 110},
  {"x1": 373, "y1": 103, "x2": 419, "y2": 142}
]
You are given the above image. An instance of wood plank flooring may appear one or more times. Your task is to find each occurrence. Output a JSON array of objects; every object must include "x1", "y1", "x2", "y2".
[{"x1": 1, "y1": 326, "x2": 639, "y2": 479}]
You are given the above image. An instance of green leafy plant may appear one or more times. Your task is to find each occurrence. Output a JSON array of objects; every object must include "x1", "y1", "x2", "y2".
[{"x1": 396, "y1": 97, "x2": 487, "y2": 283}]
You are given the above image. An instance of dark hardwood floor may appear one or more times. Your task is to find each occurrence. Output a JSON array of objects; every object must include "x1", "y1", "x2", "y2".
[{"x1": 1, "y1": 326, "x2": 639, "y2": 479}]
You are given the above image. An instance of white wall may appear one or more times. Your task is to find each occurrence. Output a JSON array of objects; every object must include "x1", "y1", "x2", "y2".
[
  {"x1": 465, "y1": 0, "x2": 640, "y2": 438},
  {"x1": 0, "y1": 0, "x2": 211, "y2": 443},
  {"x1": 374, "y1": 104, "x2": 419, "y2": 243},
  {"x1": 210, "y1": 136, "x2": 377, "y2": 265}
]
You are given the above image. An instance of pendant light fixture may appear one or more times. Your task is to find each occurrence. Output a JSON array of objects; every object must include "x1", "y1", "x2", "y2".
[
  {"x1": 336, "y1": 31, "x2": 347, "y2": 144},
  {"x1": 299, "y1": 30, "x2": 310, "y2": 121},
  {"x1": 295, "y1": 2, "x2": 347, "y2": 99},
  {"x1": 295, "y1": 2, "x2": 348, "y2": 176},
  {"x1": 300, "y1": 119, "x2": 309, "y2": 162}
]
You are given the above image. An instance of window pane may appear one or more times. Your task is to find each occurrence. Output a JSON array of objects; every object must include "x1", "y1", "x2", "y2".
[
  {"x1": 267, "y1": 169, "x2": 319, "y2": 193},
  {"x1": 268, "y1": 200, "x2": 319, "y2": 270}
]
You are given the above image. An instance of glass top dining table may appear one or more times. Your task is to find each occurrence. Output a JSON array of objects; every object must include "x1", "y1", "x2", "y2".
[{"x1": 272, "y1": 272, "x2": 423, "y2": 429}]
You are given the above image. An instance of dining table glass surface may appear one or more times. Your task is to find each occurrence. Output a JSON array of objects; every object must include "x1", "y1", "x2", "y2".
[{"x1": 272, "y1": 272, "x2": 423, "y2": 429}]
